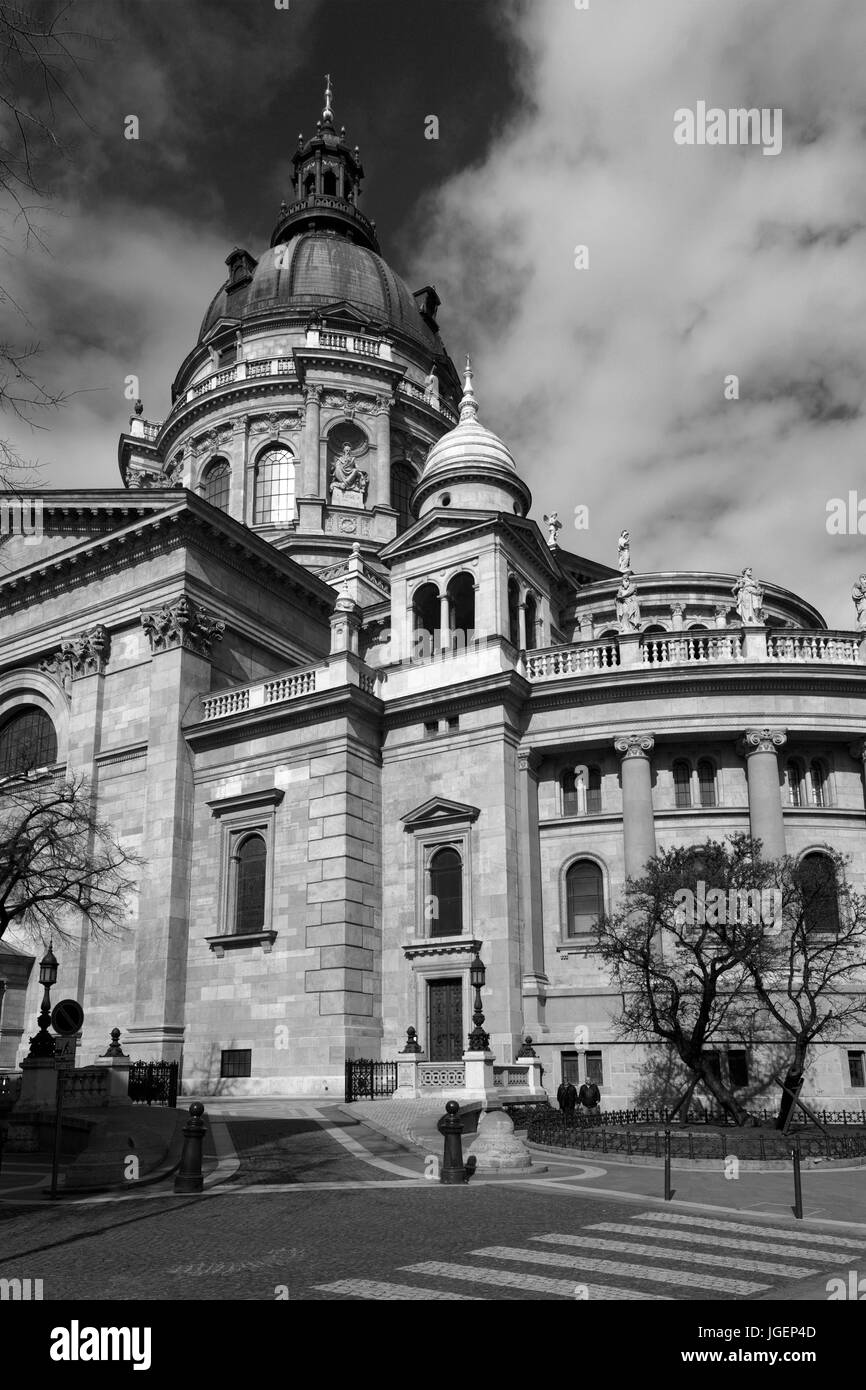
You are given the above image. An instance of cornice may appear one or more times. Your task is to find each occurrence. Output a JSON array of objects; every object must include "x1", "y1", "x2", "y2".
[{"x1": 183, "y1": 682, "x2": 381, "y2": 750}]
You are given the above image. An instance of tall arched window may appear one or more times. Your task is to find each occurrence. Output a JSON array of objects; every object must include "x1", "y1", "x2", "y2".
[
  {"x1": 697, "y1": 759, "x2": 717, "y2": 808},
  {"x1": 566, "y1": 860, "x2": 604, "y2": 937},
  {"x1": 525, "y1": 593, "x2": 539, "y2": 651},
  {"x1": 797, "y1": 852, "x2": 840, "y2": 934},
  {"x1": 508, "y1": 577, "x2": 520, "y2": 648},
  {"x1": 0, "y1": 707, "x2": 57, "y2": 777},
  {"x1": 809, "y1": 760, "x2": 828, "y2": 808},
  {"x1": 412, "y1": 582, "x2": 439, "y2": 659},
  {"x1": 234, "y1": 834, "x2": 267, "y2": 935},
  {"x1": 390, "y1": 462, "x2": 416, "y2": 532},
  {"x1": 561, "y1": 768, "x2": 577, "y2": 816},
  {"x1": 429, "y1": 847, "x2": 463, "y2": 936},
  {"x1": 673, "y1": 760, "x2": 691, "y2": 809},
  {"x1": 253, "y1": 446, "x2": 295, "y2": 525},
  {"x1": 586, "y1": 766, "x2": 602, "y2": 815},
  {"x1": 786, "y1": 759, "x2": 805, "y2": 807},
  {"x1": 447, "y1": 573, "x2": 475, "y2": 647},
  {"x1": 200, "y1": 457, "x2": 231, "y2": 512},
  {"x1": 322, "y1": 168, "x2": 337, "y2": 196}
]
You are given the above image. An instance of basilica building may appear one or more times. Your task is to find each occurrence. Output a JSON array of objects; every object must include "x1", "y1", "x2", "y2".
[{"x1": 1, "y1": 89, "x2": 864, "y2": 1109}]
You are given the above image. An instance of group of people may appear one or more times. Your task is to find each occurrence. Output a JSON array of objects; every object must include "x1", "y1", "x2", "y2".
[{"x1": 556, "y1": 1076, "x2": 601, "y2": 1117}]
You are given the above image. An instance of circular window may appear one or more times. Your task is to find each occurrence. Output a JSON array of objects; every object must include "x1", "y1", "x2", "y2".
[{"x1": 440, "y1": 493, "x2": 451, "y2": 507}]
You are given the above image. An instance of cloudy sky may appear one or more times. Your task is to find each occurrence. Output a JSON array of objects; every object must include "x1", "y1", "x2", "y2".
[{"x1": 3, "y1": 0, "x2": 866, "y2": 626}]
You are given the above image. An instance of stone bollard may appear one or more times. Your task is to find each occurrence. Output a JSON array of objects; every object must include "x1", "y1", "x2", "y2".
[
  {"x1": 437, "y1": 1100, "x2": 467, "y2": 1184},
  {"x1": 174, "y1": 1103, "x2": 207, "y2": 1193}
]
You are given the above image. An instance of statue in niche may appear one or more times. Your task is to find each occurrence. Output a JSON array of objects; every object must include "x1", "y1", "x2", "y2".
[
  {"x1": 616, "y1": 571, "x2": 641, "y2": 632},
  {"x1": 575, "y1": 767, "x2": 587, "y2": 816},
  {"x1": 733, "y1": 567, "x2": 763, "y2": 625},
  {"x1": 423, "y1": 364, "x2": 439, "y2": 405},
  {"x1": 853, "y1": 575, "x2": 866, "y2": 631},
  {"x1": 329, "y1": 442, "x2": 369, "y2": 508},
  {"x1": 618, "y1": 528, "x2": 631, "y2": 573}
]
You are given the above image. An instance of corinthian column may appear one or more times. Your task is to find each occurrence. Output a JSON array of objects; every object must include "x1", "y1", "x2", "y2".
[
  {"x1": 372, "y1": 396, "x2": 391, "y2": 507},
  {"x1": 740, "y1": 727, "x2": 787, "y2": 858},
  {"x1": 303, "y1": 385, "x2": 322, "y2": 497},
  {"x1": 614, "y1": 732, "x2": 656, "y2": 878}
]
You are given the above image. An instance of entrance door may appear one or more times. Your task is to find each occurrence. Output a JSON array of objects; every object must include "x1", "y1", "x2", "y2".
[{"x1": 428, "y1": 978, "x2": 463, "y2": 1061}]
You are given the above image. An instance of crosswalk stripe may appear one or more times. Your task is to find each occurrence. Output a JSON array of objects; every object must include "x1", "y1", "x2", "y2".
[
  {"x1": 400, "y1": 1261, "x2": 671, "y2": 1299},
  {"x1": 633, "y1": 1213, "x2": 866, "y2": 1249},
  {"x1": 530, "y1": 1233, "x2": 816, "y2": 1279},
  {"x1": 311, "y1": 1279, "x2": 482, "y2": 1300},
  {"x1": 585, "y1": 1222, "x2": 854, "y2": 1265},
  {"x1": 469, "y1": 1245, "x2": 768, "y2": 1295}
]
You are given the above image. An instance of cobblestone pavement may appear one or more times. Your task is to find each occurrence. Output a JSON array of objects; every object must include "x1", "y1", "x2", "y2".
[{"x1": 0, "y1": 1106, "x2": 863, "y2": 1302}]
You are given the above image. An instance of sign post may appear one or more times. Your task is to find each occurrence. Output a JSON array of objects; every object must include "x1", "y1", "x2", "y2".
[{"x1": 48, "y1": 1000, "x2": 85, "y2": 1200}]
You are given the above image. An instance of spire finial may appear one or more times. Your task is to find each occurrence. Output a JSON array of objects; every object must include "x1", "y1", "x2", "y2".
[
  {"x1": 323, "y1": 73, "x2": 334, "y2": 123},
  {"x1": 459, "y1": 353, "x2": 478, "y2": 423}
]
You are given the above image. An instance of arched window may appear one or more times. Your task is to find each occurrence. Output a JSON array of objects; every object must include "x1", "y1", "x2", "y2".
[
  {"x1": 688, "y1": 623, "x2": 708, "y2": 631},
  {"x1": 447, "y1": 573, "x2": 475, "y2": 648},
  {"x1": 200, "y1": 457, "x2": 231, "y2": 512},
  {"x1": 697, "y1": 759, "x2": 717, "y2": 808},
  {"x1": 586, "y1": 766, "x2": 602, "y2": 815},
  {"x1": 798, "y1": 852, "x2": 840, "y2": 934},
  {"x1": 303, "y1": 171, "x2": 315, "y2": 197},
  {"x1": 673, "y1": 760, "x2": 692, "y2": 809},
  {"x1": 390, "y1": 462, "x2": 415, "y2": 532},
  {"x1": 809, "y1": 760, "x2": 828, "y2": 808},
  {"x1": 0, "y1": 707, "x2": 57, "y2": 777},
  {"x1": 429, "y1": 847, "x2": 463, "y2": 936},
  {"x1": 508, "y1": 578, "x2": 520, "y2": 648},
  {"x1": 561, "y1": 768, "x2": 577, "y2": 816},
  {"x1": 253, "y1": 446, "x2": 295, "y2": 525},
  {"x1": 234, "y1": 834, "x2": 266, "y2": 935},
  {"x1": 786, "y1": 759, "x2": 805, "y2": 808},
  {"x1": 322, "y1": 169, "x2": 337, "y2": 196},
  {"x1": 525, "y1": 593, "x2": 539, "y2": 651},
  {"x1": 566, "y1": 860, "x2": 604, "y2": 937},
  {"x1": 412, "y1": 583, "x2": 439, "y2": 659}
]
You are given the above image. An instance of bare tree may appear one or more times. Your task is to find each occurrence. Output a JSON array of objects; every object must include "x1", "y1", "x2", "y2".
[
  {"x1": 0, "y1": 1, "x2": 99, "y2": 482},
  {"x1": 0, "y1": 771, "x2": 142, "y2": 944}
]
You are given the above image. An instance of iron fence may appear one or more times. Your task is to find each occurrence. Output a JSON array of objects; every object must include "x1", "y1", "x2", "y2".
[
  {"x1": 127, "y1": 1061, "x2": 178, "y2": 1107},
  {"x1": 344, "y1": 1059, "x2": 398, "y2": 1103},
  {"x1": 526, "y1": 1111, "x2": 866, "y2": 1161}
]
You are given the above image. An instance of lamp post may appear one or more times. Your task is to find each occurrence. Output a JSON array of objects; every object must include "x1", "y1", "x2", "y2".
[
  {"x1": 467, "y1": 950, "x2": 490, "y2": 1052},
  {"x1": 28, "y1": 941, "x2": 58, "y2": 1059}
]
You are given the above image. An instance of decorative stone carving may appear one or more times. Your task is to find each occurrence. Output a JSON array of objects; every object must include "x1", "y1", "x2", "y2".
[
  {"x1": 125, "y1": 465, "x2": 164, "y2": 490},
  {"x1": 618, "y1": 528, "x2": 631, "y2": 573},
  {"x1": 140, "y1": 596, "x2": 225, "y2": 657},
  {"x1": 742, "y1": 727, "x2": 787, "y2": 756},
  {"x1": 250, "y1": 411, "x2": 302, "y2": 437},
  {"x1": 41, "y1": 624, "x2": 110, "y2": 682},
  {"x1": 714, "y1": 604, "x2": 729, "y2": 628},
  {"x1": 304, "y1": 383, "x2": 323, "y2": 406},
  {"x1": 853, "y1": 574, "x2": 866, "y2": 631},
  {"x1": 192, "y1": 423, "x2": 232, "y2": 459},
  {"x1": 670, "y1": 603, "x2": 685, "y2": 631},
  {"x1": 329, "y1": 443, "x2": 369, "y2": 507},
  {"x1": 733, "y1": 567, "x2": 763, "y2": 625},
  {"x1": 616, "y1": 572, "x2": 641, "y2": 632},
  {"x1": 542, "y1": 512, "x2": 562, "y2": 548},
  {"x1": 614, "y1": 732, "x2": 655, "y2": 759}
]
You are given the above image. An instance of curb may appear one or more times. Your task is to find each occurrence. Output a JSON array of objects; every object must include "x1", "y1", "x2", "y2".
[{"x1": 526, "y1": 1142, "x2": 866, "y2": 1172}]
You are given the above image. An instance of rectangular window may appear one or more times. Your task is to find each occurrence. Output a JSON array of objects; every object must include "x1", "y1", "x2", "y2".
[
  {"x1": 424, "y1": 720, "x2": 439, "y2": 738},
  {"x1": 560, "y1": 1051, "x2": 581, "y2": 1087},
  {"x1": 220, "y1": 1049, "x2": 252, "y2": 1078},
  {"x1": 585, "y1": 1050, "x2": 604, "y2": 1086},
  {"x1": 446, "y1": 716, "x2": 459, "y2": 733},
  {"x1": 705, "y1": 1049, "x2": 722, "y2": 1083},
  {"x1": 848, "y1": 1051, "x2": 865, "y2": 1088},
  {"x1": 727, "y1": 1049, "x2": 749, "y2": 1088}
]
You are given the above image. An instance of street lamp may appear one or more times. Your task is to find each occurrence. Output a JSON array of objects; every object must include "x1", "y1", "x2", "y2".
[
  {"x1": 28, "y1": 941, "x2": 58, "y2": 1058},
  {"x1": 467, "y1": 950, "x2": 490, "y2": 1053}
]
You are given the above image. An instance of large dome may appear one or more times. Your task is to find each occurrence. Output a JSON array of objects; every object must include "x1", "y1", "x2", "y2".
[{"x1": 200, "y1": 230, "x2": 440, "y2": 353}]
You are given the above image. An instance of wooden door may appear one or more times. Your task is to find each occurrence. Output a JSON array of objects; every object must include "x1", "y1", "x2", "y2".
[{"x1": 428, "y1": 978, "x2": 463, "y2": 1061}]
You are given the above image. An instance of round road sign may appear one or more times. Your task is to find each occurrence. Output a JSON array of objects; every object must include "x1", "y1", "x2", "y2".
[{"x1": 51, "y1": 999, "x2": 85, "y2": 1036}]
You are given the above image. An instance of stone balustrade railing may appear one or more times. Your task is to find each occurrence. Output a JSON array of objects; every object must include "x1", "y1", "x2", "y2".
[
  {"x1": 185, "y1": 357, "x2": 297, "y2": 402},
  {"x1": 417, "y1": 1062, "x2": 466, "y2": 1089},
  {"x1": 493, "y1": 1064, "x2": 535, "y2": 1087},
  {"x1": 63, "y1": 1068, "x2": 109, "y2": 1106},
  {"x1": 527, "y1": 629, "x2": 866, "y2": 683},
  {"x1": 199, "y1": 657, "x2": 379, "y2": 723}
]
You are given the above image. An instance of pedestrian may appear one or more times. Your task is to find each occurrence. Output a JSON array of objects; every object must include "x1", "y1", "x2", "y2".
[
  {"x1": 557, "y1": 1077, "x2": 578, "y2": 1120},
  {"x1": 578, "y1": 1079, "x2": 601, "y2": 1121}
]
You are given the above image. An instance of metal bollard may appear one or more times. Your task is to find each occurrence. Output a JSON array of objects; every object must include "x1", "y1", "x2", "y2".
[
  {"x1": 437, "y1": 1100, "x2": 467, "y2": 1184},
  {"x1": 664, "y1": 1128, "x2": 673, "y2": 1201},
  {"x1": 174, "y1": 1102, "x2": 207, "y2": 1193},
  {"x1": 791, "y1": 1133, "x2": 803, "y2": 1219}
]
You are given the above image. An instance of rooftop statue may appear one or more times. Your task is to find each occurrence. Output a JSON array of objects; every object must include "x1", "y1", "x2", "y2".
[
  {"x1": 616, "y1": 571, "x2": 641, "y2": 633},
  {"x1": 618, "y1": 528, "x2": 631, "y2": 573},
  {"x1": 733, "y1": 567, "x2": 763, "y2": 625},
  {"x1": 543, "y1": 512, "x2": 562, "y2": 548},
  {"x1": 853, "y1": 574, "x2": 866, "y2": 631}
]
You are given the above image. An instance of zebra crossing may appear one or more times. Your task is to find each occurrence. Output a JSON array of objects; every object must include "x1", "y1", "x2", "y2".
[{"x1": 311, "y1": 1209, "x2": 866, "y2": 1300}]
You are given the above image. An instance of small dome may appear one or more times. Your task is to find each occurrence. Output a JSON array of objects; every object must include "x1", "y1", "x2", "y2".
[{"x1": 420, "y1": 360, "x2": 517, "y2": 481}]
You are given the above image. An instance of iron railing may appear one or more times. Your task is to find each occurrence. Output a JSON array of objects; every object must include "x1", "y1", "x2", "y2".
[
  {"x1": 344, "y1": 1059, "x2": 398, "y2": 1103},
  {"x1": 127, "y1": 1061, "x2": 179, "y2": 1107},
  {"x1": 526, "y1": 1112, "x2": 866, "y2": 1161}
]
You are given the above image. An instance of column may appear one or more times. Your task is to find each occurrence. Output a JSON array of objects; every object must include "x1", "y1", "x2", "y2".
[
  {"x1": 518, "y1": 601, "x2": 527, "y2": 651},
  {"x1": 614, "y1": 732, "x2": 656, "y2": 878},
  {"x1": 517, "y1": 749, "x2": 546, "y2": 987},
  {"x1": 373, "y1": 398, "x2": 391, "y2": 507},
  {"x1": 741, "y1": 727, "x2": 787, "y2": 858},
  {"x1": 303, "y1": 385, "x2": 322, "y2": 497}
]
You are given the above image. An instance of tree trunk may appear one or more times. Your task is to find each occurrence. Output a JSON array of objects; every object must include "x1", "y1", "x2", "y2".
[
  {"x1": 775, "y1": 1043, "x2": 808, "y2": 1129},
  {"x1": 694, "y1": 1062, "x2": 750, "y2": 1125}
]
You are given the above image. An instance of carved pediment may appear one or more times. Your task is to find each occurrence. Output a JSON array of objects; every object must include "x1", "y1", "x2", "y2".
[{"x1": 401, "y1": 797, "x2": 480, "y2": 831}]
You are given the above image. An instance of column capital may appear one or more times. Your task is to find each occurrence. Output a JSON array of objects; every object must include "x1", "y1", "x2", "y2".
[
  {"x1": 614, "y1": 731, "x2": 655, "y2": 760},
  {"x1": 517, "y1": 748, "x2": 542, "y2": 775},
  {"x1": 140, "y1": 595, "x2": 224, "y2": 658},
  {"x1": 849, "y1": 738, "x2": 866, "y2": 763},
  {"x1": 741, "y1": 727, "x2": 787, "y2": 756}
]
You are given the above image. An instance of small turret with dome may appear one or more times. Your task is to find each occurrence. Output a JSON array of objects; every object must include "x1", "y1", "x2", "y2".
[{"x1": 412, "y1": 357, "x2": 532, "y2": 518}]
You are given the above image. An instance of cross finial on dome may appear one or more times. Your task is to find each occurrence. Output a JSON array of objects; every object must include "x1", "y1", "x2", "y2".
[
  {"x1": 459, "y1": 353, "x2": 478, "y2": 423},
  {"x1": 323, "y1": 73, "x2": 334, "y2": 124}
]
